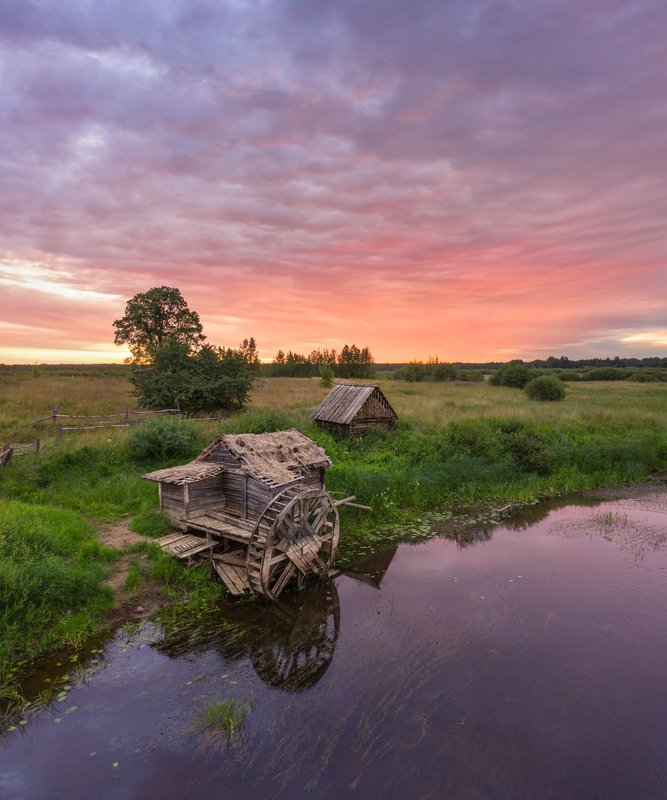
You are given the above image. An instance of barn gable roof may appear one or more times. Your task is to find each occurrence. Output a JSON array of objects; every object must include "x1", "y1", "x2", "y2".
[
  {"x1": 145, "y1": 429, "x2": 331, "y2": 487},
  {"x1": 311, "y1": 383, "x2": 397, "y2": 425}
]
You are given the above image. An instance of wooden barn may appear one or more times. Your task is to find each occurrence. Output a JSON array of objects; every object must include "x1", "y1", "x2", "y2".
[
  {"x1": 311, "y1": 383, "x2": 397, "y2": 436},
  {"x1": 143, "y1": 429, "x2": 343, "y2": 599}
]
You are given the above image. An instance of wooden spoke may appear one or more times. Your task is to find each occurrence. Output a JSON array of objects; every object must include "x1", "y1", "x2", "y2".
[{"x1": 247, "y1": 487, "x2": 340, "y2": 599}]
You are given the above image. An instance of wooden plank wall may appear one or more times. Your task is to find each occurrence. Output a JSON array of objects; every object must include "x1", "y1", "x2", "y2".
[
  {"x1": 187, "y1": 476, "x2": 225, "y2": 516},
  {"x1": 161, "y1": 484, "x2": 185, "y2": 524}
]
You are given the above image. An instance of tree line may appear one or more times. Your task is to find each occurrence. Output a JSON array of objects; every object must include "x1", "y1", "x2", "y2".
[{"x1": 267, "y1": 345, "x2": 375, "y2": 378}]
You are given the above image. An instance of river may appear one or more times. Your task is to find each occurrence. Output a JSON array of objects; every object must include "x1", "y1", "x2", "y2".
[{"x1": 2, "y1": 486, "x2": 667, "y2": 799}]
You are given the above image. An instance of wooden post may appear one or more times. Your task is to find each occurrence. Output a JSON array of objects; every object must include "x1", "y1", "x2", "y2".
[
  {"x1": 125, "y1": 408, "x2": 129, "y2": 422},
  {"x1": 58, "y1": 425, "x2": 63, "y2": 441},
  {"x1": 35, "y1": 437, "x2": 40, "y2": 453},
  {"x1": 52, "y1": 403, "x2": 58, "y2": 424},
  {"x1": 0, "y1": 444, "x2": 12, "y2": 467}
]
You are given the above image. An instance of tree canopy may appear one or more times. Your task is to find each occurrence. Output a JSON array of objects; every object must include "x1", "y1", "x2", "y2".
[
  {"x1": 113, "y1": 286, "x2": 206, "y2": 364},
  {"x1": 131, "y1": 339, "x2": 256, "y2": 414},
  {"x1": 114, "y1": 286, "x2": 257, "y2": 413},
  {"x1": 269, "y1": 344, "x2": 375, "y2": 378}
]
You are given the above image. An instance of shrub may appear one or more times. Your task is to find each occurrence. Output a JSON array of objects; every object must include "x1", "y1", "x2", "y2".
[
  {"x1": 446, "y1": 419, "x2": 499, "y2": 460},
  {"x1": 432, "y1": 363, "x2": 457, "y2": 381},
  {"x1": 524, "y1": 375, "x2": 566, "y2": 401},
  {"x1": 581, "y1": 367, "x2": 629, "y2": 381},
  {"x1": 501, "y1": 423, "x2": 551, "y2": 475},
  {"x1": 628, "y1": 371, "x2": 660, "y2": 382},
  {"x1": 490, "y1": 362, "x2": 532, "y2": 388},
  {"x1": 132, "y1": 339, "x2": 256, "y2": 414},
  {"x1": 456, "y1": 369, "x2": 484, "y2": 382},
  {"x1": 319, "y1": 363, "x2": 334, "y2": 388},
  {"x1": 128, "y1": 415, "x2": 204, "y2": 460}
]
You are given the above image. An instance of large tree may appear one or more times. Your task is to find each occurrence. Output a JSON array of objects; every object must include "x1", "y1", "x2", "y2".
[{"x1": 113, "y1": 286, "x2": 206, "y2": 363}]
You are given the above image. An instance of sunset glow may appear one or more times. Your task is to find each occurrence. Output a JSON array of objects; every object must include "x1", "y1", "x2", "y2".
[{"x1": 0, "y1": 1, "x2": 665, "y2": 364}]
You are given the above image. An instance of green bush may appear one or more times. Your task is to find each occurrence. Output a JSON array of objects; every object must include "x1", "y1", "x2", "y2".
[
  {"x1": 490, "y1": 362, "x2": 533, "y2": 388},
  {"x1": 524, "y1": 375, "x2": 566, "y2": 401},
  {"x1": 500, "y1": 423, "x2": 551, "y2": 475},
  {"x1": 319, "y1": 363, "x2": 334, "y2": 388},
  {"x1": 628, "y1": 370, "x2": 660, "y2": 382},
  {"x1": 581, "y1": 367, "x2": 630, "y2": 381},
  {"x1": 128, "y1": 415, "x2": 204, "y2": 460}
]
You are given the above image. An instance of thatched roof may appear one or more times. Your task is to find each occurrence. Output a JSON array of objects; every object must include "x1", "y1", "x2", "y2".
[
  {"x1": 143, "y1": 462, "x2": 224, "y2": 485},
  {"x1": 144, "y1": 429, "x2": 331, "y2": 487},
  {"x1": 200, "y1": 428, "x2": 332, "y2": 485},
  {"x1": 311, "y1": 383, "x2": 397, "y2": 425}
]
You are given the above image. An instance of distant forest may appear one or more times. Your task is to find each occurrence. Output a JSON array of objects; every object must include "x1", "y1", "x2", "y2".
[{"x1": 2, "y1": 354, "x2": 667, "y2": 382}]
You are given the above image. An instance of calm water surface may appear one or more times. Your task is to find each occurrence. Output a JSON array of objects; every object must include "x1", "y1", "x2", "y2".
[{"x1": 2, "y1": 489, "x2": 667, "y2": 800}]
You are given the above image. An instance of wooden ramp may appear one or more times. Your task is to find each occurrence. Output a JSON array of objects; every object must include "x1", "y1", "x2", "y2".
[
  {"x1": 212, "y1": 561, "x2": 251, "y2": 595},
  {"x1": 158, "y1": 532, "x2": 216, "y2": 559}
]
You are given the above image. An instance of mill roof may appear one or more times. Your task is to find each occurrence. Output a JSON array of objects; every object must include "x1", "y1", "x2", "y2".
[
  {"x1": 143, "y1": 462, "x2": 224, "y2": 485},
  {"x1": 144, "y1": 428, "x2": 331, "y2": 487},
  {"x1": 311, "y1": 383, "x2": 397, "y2": 425}
]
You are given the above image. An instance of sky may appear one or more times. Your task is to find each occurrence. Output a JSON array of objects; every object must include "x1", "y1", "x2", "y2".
[{"x1": 0, "y1": 0, "x2": 666, "y2": 364}]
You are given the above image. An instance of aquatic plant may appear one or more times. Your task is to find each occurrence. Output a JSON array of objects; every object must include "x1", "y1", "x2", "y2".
[{"x1": 201, "y1": 696, "x2": 252, "y2": 742}]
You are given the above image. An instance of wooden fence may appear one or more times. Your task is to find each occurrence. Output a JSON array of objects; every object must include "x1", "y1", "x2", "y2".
[{"x1": 1, "y1": 404, "x2": 226, "y2": 466}]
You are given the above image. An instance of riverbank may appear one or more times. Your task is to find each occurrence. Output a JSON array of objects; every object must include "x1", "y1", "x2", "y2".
[{"x1": 2, "y1": 375, "x2": 667, "y2": 697}]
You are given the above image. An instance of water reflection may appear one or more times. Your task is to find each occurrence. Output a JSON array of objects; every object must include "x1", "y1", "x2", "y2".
[
  {"x1": 157, "y1": 578, "x2": 340, "y2": 692},
  {"x1": 2, "y1": 490, "x2": 667, "y2": 800},
  {"x1": 334, "y1": 545, "x2": 398, "y2": 588}
]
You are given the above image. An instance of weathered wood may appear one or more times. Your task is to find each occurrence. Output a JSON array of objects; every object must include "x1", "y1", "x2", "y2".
[
  {"x1": 159, "y1": 533, "x2": 216, "y2": 559},
  {"x1": 0, "y1": 444, "x2": 13, "y2": 467},
  {"x1": 143, "y1": 431, "x2": 344, "y2": 600},
  {"x1": 213, "y1": 562, "x2": 250, "y2": 595}
]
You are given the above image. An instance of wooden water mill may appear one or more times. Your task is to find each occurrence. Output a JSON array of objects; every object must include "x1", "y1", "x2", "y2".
[{"x1": 144, "y1": 429, "x2": 366, "y2": 600}]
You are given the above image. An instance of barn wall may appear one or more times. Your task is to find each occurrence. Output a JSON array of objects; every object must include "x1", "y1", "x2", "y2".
[
  {"x1": 187, "y1": 476, "x2": 224, "y2": 516},
  {"x1": 294, "y1": 466, "x2": 326, "y2": 489},
  {"x1": 160, "y1": 484, "x2": 185, "y2": 524}
]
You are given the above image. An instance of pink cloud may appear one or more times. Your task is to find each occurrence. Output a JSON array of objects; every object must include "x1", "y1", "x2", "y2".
[{"x1": 0, "y1": 0, "x2": 665, "y2": 363}]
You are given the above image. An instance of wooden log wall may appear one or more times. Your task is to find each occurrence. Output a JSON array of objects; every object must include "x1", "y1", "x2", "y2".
[
  {"x1": 187, "y1": 476, "x2": 225, "y2": 516},
  {"x1": 160, "y1": 484, "x2": 185, "y2": 524},
  {"x1": 356, "y1": 394, "x2": 394, "y2": 420},
  {"x1": 221, "y1": 473, "x2": 272, "y2": 520}
]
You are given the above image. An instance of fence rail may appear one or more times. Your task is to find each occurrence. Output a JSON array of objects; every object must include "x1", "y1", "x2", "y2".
[{"x1": 1, "y1": 404, "x2": 226, "y2": 466}]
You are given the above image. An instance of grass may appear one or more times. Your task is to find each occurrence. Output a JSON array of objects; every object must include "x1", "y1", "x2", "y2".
[
  {"x1": 0, "y1": 501, "x2": 117, "y2": 693},
  {"x1": 1, "y1": 373, "x2": 667, "y2": 689},
  {"x1": 200, "y1": 695, "x2": 252, "y2": 742}
]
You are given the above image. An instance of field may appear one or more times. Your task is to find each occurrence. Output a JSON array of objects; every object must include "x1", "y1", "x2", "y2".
[{"x1": 2, "y1": 370, "x2": 667, "y2": 696}]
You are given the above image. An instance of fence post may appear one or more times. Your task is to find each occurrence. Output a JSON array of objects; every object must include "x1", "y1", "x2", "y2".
[
  {"x1": 35, "y1": 437, "x2": 40, "y2": 453},
  {"x1": 0, "y1": 444, "x2": 12, "y2": 467},
  {"x1": 175, "y1": 401, "x2": 181, "y2": 416},
  {"x1": 58, "y1": 425, "x2": 63, "y2": 441},
  {"x1": 125, "y1": 408, "x2": 129, "y2": 422},
  {"x1": 52, "y1": 403, "x2": 58, "y2": 424}
]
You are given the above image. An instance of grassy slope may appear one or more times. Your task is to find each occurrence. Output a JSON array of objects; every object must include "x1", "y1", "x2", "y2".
[{"x1": 1, "y1": 372, "x2": 667, "y2": 687}]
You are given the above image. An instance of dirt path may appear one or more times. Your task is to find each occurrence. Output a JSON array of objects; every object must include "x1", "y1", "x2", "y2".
[{"x1": 96, "y1": 519, "x2": 166, "y2": 620}]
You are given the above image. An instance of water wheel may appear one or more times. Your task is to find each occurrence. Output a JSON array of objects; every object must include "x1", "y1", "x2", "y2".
[{"x1": 246, "y1": 486, "x2": 340, "y2": 600}]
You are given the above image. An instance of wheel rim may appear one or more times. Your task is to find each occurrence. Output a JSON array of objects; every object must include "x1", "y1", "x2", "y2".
[{"x1": 248, "y1": 487, "x2": 340, "y2": 599}]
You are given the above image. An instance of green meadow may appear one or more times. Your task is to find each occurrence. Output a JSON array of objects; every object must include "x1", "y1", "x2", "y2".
[{"x1": 2, "y1": 369, "x2": 667, "y2": 693}]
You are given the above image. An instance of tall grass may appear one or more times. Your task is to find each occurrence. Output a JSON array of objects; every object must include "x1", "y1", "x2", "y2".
[{"x1": 0, "y1": 502, "x2": 117, "y2": 686}]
